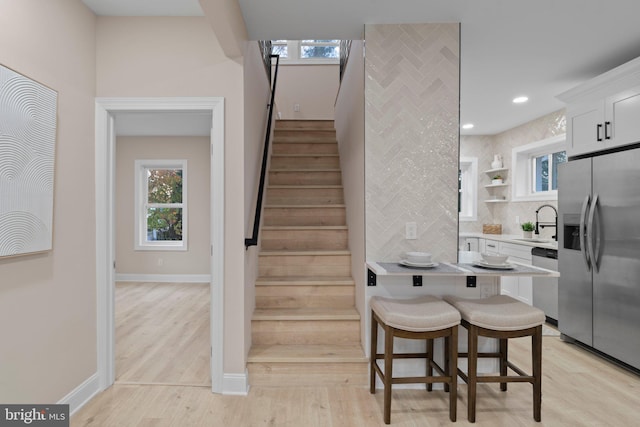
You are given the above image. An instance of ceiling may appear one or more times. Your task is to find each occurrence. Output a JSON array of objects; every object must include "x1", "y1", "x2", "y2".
[{"x1": 82, "y1": 0, "x2": 640, "y2": 136}]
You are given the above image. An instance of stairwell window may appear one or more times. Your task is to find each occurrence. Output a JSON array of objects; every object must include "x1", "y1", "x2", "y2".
[
  {"x1": 135, "y1": 160, "x2": 188, "y2": 251},
  {"x1": 271, "y1": 40, "x2": 340, "y2": 64}
]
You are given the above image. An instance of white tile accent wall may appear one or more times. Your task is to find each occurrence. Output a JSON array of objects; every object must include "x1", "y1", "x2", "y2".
[{"x1": 365, "y1": 24, "x2": 460, "y2": 262}]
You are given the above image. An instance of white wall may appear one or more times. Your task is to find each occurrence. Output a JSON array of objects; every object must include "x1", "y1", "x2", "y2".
[
  {"x1": 243, "y1": 41, "x2": 272, "y2": 359},
  {"x1": 334, "y1": 40, "x2": 366, "y2": 344},
  {"x1": 96, "y1": 16, "x2": 248, "y2": 375},
  {"x1": 275, "y1": 64, "x2": 339, "y2": 119},
  {"x1": 115, "y1": 136, "x2": 210, "y2": 276},
  {"x1": 0, "y1": 0, "x2": 97, "y2": 403}
]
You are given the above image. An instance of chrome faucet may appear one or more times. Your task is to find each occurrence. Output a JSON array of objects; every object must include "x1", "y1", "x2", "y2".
[{"x1": 535, "y1": 204, "x2": 558, "y2": 240}]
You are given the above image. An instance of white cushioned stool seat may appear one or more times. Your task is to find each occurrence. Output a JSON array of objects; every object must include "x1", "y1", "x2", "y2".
[
  {"x1": 370, "y1": 295, "x2": 461, "y2": 332},
  {"x1": 443, "y1": 294, "x2": 545, "y2": 331}
]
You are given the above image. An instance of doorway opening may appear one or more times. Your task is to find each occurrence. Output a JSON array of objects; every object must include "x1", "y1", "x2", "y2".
[{"x1": 95, "y1": 98, "x2": 225, "y2": 393}]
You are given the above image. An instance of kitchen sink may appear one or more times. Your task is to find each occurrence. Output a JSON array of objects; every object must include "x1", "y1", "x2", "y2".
[{"x1": 513, "y1": 238, "x2": 554, "y2": 243}]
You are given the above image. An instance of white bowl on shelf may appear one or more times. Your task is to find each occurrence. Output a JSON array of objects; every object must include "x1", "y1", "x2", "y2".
[
  {"x1": 481, "y1": 253, "x2": 508, "y2": 265},
  {"x1": 405, "y1": 251, "x2": 432, "y2": 264}
]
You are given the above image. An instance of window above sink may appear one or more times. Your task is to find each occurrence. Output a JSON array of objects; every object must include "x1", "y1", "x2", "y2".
[{"x1": 512, "y1": 134, "x2": 566, "y2": 202}]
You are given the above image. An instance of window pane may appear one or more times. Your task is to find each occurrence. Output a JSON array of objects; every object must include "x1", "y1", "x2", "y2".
[
  {"x1": 301, "y1": 45, "x2": 339, "y2": 58},
  {"x1": 535, "y1": 155, "x2": 549, "y2": 192},
  {"x1": 271, "y1": 44, "x2": 288, "y2": 57},
  {"x1": 552, "y1": 151, "x2": 567, "y2": 190},
  {"x1": 147, "y1": 169, "x2": 182, "y2": 203},
  {"x1": 301, "y1": 40, "x2": 340, "y2": 43},
  {"x1": 147, "y1": 207, "x2": 182, "y2": 241}
]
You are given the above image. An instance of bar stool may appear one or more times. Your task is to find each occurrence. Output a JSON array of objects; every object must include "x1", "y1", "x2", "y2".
[
  {"x1": 370, "y1": 295, "x2": 461, "y2": 424},
  {"x1": 443, "y1": 295, "x2": 545, "y2": 423}
]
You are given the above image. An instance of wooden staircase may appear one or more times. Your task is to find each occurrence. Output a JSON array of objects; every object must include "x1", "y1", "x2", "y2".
[{"x1": 248, "y1": 120, "x2": 368, "y2": 387}]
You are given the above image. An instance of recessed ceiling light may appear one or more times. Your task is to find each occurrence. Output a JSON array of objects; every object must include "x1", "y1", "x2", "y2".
[
  {"x1": 462, "y1": 123, "x2": 474, "y2": 130},
  {"x1": 513, "y1": 96, "x2": 529, "y2": 104}
]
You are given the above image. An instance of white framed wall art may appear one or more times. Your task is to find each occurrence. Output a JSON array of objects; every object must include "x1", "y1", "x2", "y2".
[{"x1": 0, "y1": 64, "x2": 58, "y2": 258}]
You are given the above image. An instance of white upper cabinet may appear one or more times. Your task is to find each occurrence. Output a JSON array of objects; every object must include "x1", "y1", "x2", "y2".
[
  {"x1": 558, "y1": 57, "x2": 640, "y2": 157},
  {"x1": 565, "y1": 100, "x2": 605, "y2": 156},
  {"x1": 606, "y1": 86, "x2": 640, "y2": 147}
]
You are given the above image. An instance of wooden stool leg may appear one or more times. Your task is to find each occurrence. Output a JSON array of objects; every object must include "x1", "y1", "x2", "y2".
[
  {"x1": 443, "y1": 336, "x2": 450, "y2": 393},
  {"x1": 426, "y1": 338, "x2": 434, "y2": 391},
  {"x1": 449, "y1": 326, "x2": 458, "y2": 422},
  {"x1": 500, "y1": 338, "x2": 508, "y2": 391},
  {"x1": 533, "y1": 325, "x2": 542, "y2": 422},
  {"x1": 383, "y1": 325, "x2": 394, "y2": 424},
  {"x1": 370, "y1": 311, "x2": 378, "y2": 394},
  {"x1": 468, "y1": 325, "x2": 478, "y2": 423}
]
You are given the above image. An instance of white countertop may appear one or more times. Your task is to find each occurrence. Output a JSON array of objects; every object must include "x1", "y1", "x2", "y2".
[
  {"x1": 460, "y1": 232, "x2": 558, "y2": 250},
  {"x1": 367, "y1": 261, "x2": 559, "y2": 278}
]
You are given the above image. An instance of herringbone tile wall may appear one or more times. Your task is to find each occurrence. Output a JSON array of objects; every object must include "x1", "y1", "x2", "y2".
[{"x1": 364, "y1": 23, "x2": 460, "y2": 262}]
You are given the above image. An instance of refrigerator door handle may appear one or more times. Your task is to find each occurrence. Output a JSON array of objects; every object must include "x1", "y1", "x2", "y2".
[
  {"x1": 587, "y1": 193, "x2": 600, "y2": 273},
  {"x1": 580, "y1": 194, "x2": 592, "y2": 271}
]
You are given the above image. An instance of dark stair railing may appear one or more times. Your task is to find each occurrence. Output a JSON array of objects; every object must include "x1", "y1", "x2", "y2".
[{"x1": 245, "y1": 52, "x2": 280, "y2": 249}]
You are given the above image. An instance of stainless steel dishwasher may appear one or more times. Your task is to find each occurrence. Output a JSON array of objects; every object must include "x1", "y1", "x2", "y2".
[{"x1": 532, "y1": 247, "x2": 558, "y2": 325}]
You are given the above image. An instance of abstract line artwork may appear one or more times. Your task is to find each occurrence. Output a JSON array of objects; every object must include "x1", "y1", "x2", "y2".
[{"x1": 0, "y1": 64, "x2": 58, "y2": 258}]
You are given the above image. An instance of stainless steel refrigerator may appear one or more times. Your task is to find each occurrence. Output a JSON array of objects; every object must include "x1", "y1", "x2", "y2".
[{"x1": 558, "y1": 146, "x2": 640, "y2": 370}]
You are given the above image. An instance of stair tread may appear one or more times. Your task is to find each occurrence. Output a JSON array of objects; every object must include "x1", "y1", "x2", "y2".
[
  {"x1": 271, "y1": 154, "x2": 339, "y2": 157},
  {"x1": 270, "y1": 168, "x2": 341, "y2": 172},
  {"x1": 268, "y1": 184, "x2": 343, "y2": 189},
  {"x1": 248, "y1": 344, "x2": 366, "y2": 363},
  {"x1": 253, "y1": 307, "x2": 360, "y2": 321},
  {"x1": 262, "y1": 225, "x2": 347, "y2": 230},
  {"x1": 259, "y1": 250, "x2": 351, "y2": 256},
  {"x1": 256, "y1": 276, "x2": 355, "y2": 286},
  {"x1": 265, "y1": 204, "x2": 346, "y2": 208}
]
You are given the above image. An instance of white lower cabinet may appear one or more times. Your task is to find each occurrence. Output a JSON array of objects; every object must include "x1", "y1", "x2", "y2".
[
  {"x1": 499, "y1": 241, "x2": 533, "y2": 306},
  {"x1": 461, "y1": 237, "x2": 479, "y2": 252},
  {"x1": 483, "y1": 239, "x2": 498, "y2": 254}
]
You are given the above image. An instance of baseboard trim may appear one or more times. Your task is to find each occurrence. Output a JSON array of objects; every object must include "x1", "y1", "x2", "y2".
[
  {"x1": 223, "y1": 370, "x2": 250, "y2": 395},
  {"x1": 58, "y1": 373, "x2": 100, "y2": 416},
  {"x1": 115, "y1": 274, "x2": 212, "y2": 283}
]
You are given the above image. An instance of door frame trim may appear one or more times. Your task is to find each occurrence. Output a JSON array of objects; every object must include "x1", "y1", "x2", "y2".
[{"x1": 94, "y1": 97, "x2": 225, "y2": 393}]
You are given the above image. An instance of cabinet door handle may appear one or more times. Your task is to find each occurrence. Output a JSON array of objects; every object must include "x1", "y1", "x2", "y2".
[
  {"x1": 597, "y1": 123, "x2": 603, "y2": 141},
  {"x1": 604, "y1": 121, "x2": 611, "y2": 140}
]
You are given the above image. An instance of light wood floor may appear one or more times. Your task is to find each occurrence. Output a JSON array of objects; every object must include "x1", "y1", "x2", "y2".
[
  {"x1": 75, "y1": 327, "x2": 640, "y2": 426},
  {"x1": 115, "y1": 282, "x2": 210, "y2": 386}
]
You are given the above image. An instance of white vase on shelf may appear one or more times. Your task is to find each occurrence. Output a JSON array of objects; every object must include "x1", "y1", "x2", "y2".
[{"x1": 491, "y1": 154, "x2": 503, "y2": 170}]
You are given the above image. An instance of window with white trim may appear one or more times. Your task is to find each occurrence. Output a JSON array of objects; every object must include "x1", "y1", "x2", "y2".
[
  {"x1": 512, "y1": 135, "x2": 566, "y2": 201},
  {"x1": 135, "y1": 160, "x2": 187, "y2": 251},
  {"x1": 532, "y1": 151, "x2": 567, "y2": 193},
  {"x1": 459, "y1": 157, "x2": 478, "y2": 221},
  {"x1": 271, "y1": 40, "x2": 340, "y2": 64}
]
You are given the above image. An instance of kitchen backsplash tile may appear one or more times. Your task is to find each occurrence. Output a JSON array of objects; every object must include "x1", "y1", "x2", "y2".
[{"x1": 460, "y1": 109, "x2": 566, "y2": 239}]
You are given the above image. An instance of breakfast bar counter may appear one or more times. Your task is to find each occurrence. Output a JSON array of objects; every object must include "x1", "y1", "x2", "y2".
[
  {"x1": 366, "y1": 260, "x2": 558, "y2": 286},
  {"x1": 364, "y1": 258, "x2": 559, "y2": 385}
]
